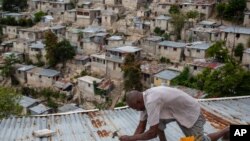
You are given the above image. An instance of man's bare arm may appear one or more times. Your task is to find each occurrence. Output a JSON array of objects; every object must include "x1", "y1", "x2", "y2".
[
  {"x1": 132, "y1": 124, "x2": 159, "y2": 140},
  {"x1": 134, "y1": 120, "x2": 147, "y2": 135}
]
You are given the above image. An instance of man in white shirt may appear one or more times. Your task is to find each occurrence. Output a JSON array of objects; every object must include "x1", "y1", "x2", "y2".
[{"x1": 119, "y1": 86, "x2": 229, "y2": 141}]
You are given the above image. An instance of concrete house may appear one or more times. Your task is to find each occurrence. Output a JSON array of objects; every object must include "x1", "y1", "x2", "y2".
[
  {"x1": 185, "y1": 41, "x2": 212, "y2": 62},
  {"x1": 188, "y1": 60, "x2": 224, "y2": 75},
  {"x1": 19, "y1": 96, "x2": 40, "y2": 115},
  {"x1": 141, "y1": 36, "x2": 164, "y2": 56},
  {"x1": 189, "y1": 20, "x2": 221, "y2": 42},
  {"x1": 150, "y1": 15, "x2": 172, "y2": 32},
  {"x1": 18, "y1": 27, "x2": 49, "y2": 41},
  {"x1": 157, "y1": 0, "x2": 215, "y2": 19},
  {"x1": 101, "y1": 10, "x2": 118, "y2": 27},
  {"x1": 66, "y1": 28, "x2": 85, "y2": 47},
  {"x1": 90, "y1": 53, "x2": 107, "y2": 76},
  {"x1": 157, "y1": 41, "x2": 186, "y2": 62},
  {"x1": 2, "y1": 26, "x2": 20, "y2": 38},
  {"x1": 244, "y1": 0, "x2": 250, "y2": 27},
  {"x1": 50, "y1": 25, "x2": 66, "y2": 39},
  {"x1": 27, "y1": 67, "x2": 60, "y2": 88},
  {"x1": 122, "y1": 0, "x2": 146, "y2": 10},
  {"x1": 77, "y1": 76, "x2": 102, "y2": 98},
  {"x1": 31, "y1": 0, "x2": 73, "y2": 16},
  {"x1": 137, "y1": 8, "x2": 151, "y2": 18},
  {"x1": 68, "y1": 55, "x2": 91, "y2": 72},
  {"x1": 15, "y1": 65, "x2": 35, "y2": 84},
  {"x1": 78, "y1": 1, "x2": 93, "y2": 9},
  {"x1": 78, "y1": 34, "x2": 106, "y2": 55},
  {"x1": 107, "y1": 36, "x2": 125, "y2": 48},
  {"x1": 82, "y1": 26, "x2": 106, "y2": 37},
  {"x1": 29, "y1": 104, "x2": 51, "y2": 115},
  {"x1": 221, "y1": 26, "x2": 250, "y2": 49},
  {"x1": 153, "y1": 69, "x2": 180, "y2": 86},
  {"x1": 3, "y1": 13, "x2": 28, "y2": 21},
  {"x1": 28, "y1": 41, "x2": 46, "y2": 63},
  {"x1": 242, "y1": 48, "x2": 250, "y2": 69},
  {"x1": 105, "y1": 0, "x2": 122, "y2": 5},
  {"x1": 12, "y1": 39, "x2": 32, "y2": 54},
  {"x1": 76, "y1": 8, "x2": 101, "y2": 26},
  {"x1": 106, "y1": 46, "x2": 142, "y2": 80},
  {"x1": 64, "y1": 9, "x2": 77, "y2": 22},
  {"x1": 130, "y1": 17, "x2": 151, "y2": 35}
]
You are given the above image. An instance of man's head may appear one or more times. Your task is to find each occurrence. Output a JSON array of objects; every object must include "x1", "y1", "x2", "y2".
[{"x1": 126, "y1": 90, "x2": 145, "y2": 111}]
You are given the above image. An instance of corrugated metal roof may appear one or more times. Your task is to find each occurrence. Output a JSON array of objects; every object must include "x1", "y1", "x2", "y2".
[
  {"x1": 29, "y1": 41, "x2": 45, "y2": 49},
  {"x1": 199, "y1": 96, "x2": 250, "y2": 125},
  {"x1": 145, "y1": 36, "x2": 163, "y2": 42},
  {"x1": 108, "y1": 36, "x2": 123, "y2": 41},
  {"x1": 222, "y1": 26, "x2": 250, "y2": 35},
  {"x1": 40, "y1": 69, "x2": 60, "y2": 77},
  {"x1": 158, "y1": 41, "x2": 186, "y2": 48},
  {"x1": 244, "y1": 48, "x2": 250, "y2": 54},
  {"x1": 107, "y1": 46, "x2": 142, "y2": 53},
  {"x1": 83, "y1": 26, "x2": 106, "y2": 33},
  {"x1": 78, "y1": 76, "x2": 102, "y2": 84},
  {"x1": 186, "y1": 42, "x2": 211, "y2": 50},
  {"x1": 19, "y1": 96, "x2": 40, "y2": 108},
  {"x1": 17, "y1": 65, "x2": 35, "y2": 71},
  {"x1": 154, "y1": 69, "x2": 180, "y2": 80},
  {"x1": 58, "y1": 104, "x2": 84, "y2": 113},
  {"x1": 29, "y1": 104, "x2": 51, "y2": 115},
  {"x1": 199, "y1": 20, "x2": 216, "y2": 26},
  {"x1": 155, "y1": 15, "x2": 171, "y2": 20},
  {"x1": 0, "y1": 108, "x2": 218, "y2": 141}
]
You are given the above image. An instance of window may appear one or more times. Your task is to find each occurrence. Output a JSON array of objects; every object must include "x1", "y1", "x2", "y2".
[
  {"x1": 249, "y1": 15, "x2": 250, "y2": 19},
  {"x1": 18, "y1": 70, "x2": 21, "y2": 74},
  {"x1": 105, "y1": 17, "x2": 107, "y2": 20},
  {"x1": 202, "y1": 6, "x2": 206, "y2": 9},
  {"x1": 197, "y1": 49, "x2": 200, "y2": 53},
  {"x1": 187, "y1": 49, "x2": 190, "y2": 52},
  {"x1": 103, "y1": 60, "x2": 105, "y2": 64},
  {"x1": 236, "y1": 33, "x2": 240, "y2": 38},
  {"x1": 196, "y1": 6, "x2": 198, "y2": 9},
  {"x1": 158, "y1": 46, "x2": 161, "y2": 50},
  {"x1": 173, "y1": 48, "x2": 177, "y2": 51},
  {"x1": 179, "y1": 5, "x2": 183, "y2": 9},
  {"x1": 88, "y1": 83, "x2": 91, "y2": 87},
  {"x1": 164, "y1": 46, "x2": 168, "y2": 50},
  {"x1": 156, "y1": 77, "x2": 158, "y2": 80},
  {"x1": 194, "y1": 66, "x2": 197, "y2": 70},
  {"x1": 193, "y1": 31, "x2": 196, "y2": 34},
  {"x1": 113, "y1": 62, "x2": 116, "y2": 70},
  {"x1": 184, "y1": 5, "x2": 187, "y2": 7},
  {"x1": 162, "y1": 5, "x2": 166, "y2": 9},
  {"x1": 118, "y1": 63, "x2": 121, "y2": 68},
  {"x1": 39, "y1": 75, "x2": 42, "y2": 78},
  {"x1": 30, "y1": 73, "x2": 33, "y2": 76}
]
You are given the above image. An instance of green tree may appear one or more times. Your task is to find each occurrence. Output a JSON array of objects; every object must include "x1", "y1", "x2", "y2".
[
  {"x1": 169, "y1": 5, "x2": 180, "y2": 14},
  {"x1": 154, "y1": 27, "x2": 164, "y2": 36},
  {"x1": 0, "y1": 86, "x2": 22, "y2": 119},
  {"x1": 34, "y1": 11, "x2": 46, "y2": 23},
  {"x1": 216, "y1": 3, "x2": 226, "y2": 24},
  {"x1": 122, "y1": 54, "x2": 143, "y2": 92},
  {"x1": 55, "y1": 39, "x2": 76, "y2": 68},
  {"x1": 234, "y1": 43, "x2": 244, "y2": 61},
  {"x1": 172, "y1": 67, "x2": 193, "y2": 87},
  {"x1": 206, "y1": 41, "x2": 229, "y2": 63},
  {"x1": 2, "y1": 0, "x2": 28, "y2": 12},
  {"x1": 171, "y1": 14, "x2": 186, "y2": 40},
  {"x1": 45, "y1": 30, "x2": 58, "y2": 67},
  {"x1": 1, "y1": 54, "x2": 20, "y2": 78},
  {"x1": 186, "y1": 10, "x2": 199, "y2": 26}
]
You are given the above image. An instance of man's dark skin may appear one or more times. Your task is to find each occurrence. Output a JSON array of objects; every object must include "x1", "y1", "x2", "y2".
[{"x1": 119, "y1": 91, "x2": 229, "y2": 141}]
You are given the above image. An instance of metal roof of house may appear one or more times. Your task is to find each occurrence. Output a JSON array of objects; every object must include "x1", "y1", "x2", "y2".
[
  {"x1": 244, "y1": 48, "x2": 250, "y2": 54},
  {"x1": 29, "y1": 41, "x2": 45, "y2": 49},
  {"x1": 155, "y1": 15, "x2": 171, "y2": 20},
  {"x1": 199, "y1": 96, "x2": 250, "y2": 124},
  {"x1": 199, "y1": 20, "x2": 216, "y2": 26},
  {"x1": 186, "y1": 42, "x2": 211, "y2": 50},
  {"x1": 40, "y1": 69, "x2": 60, "y2": 77},
  {"x1": 17, "y1": 65, "x2": 35, "y2": 71},
  {"x1": 83, "y1": 26, "x2": 106, "y2": 33},
  {"x1": 29, "y1": 104, "x2": 51, "y2": 115},
  {"x1": 50, "y1": 25, "x2": 65, "y2": 30},
  {"x1": 222, "y1": 26, "x2": 250, "y2": 35},
  {"x1": 158, "y1": 41, "x2": 186, "y2": 48},
  {"x1": 58, "y1": 104, "x2": 84, "y2": 113},
  {"x1": 145, "y1": 36, "x2": 163, "y2": 42},
  {"x1": 78, "y1": 76, "x2": 102, "y2": 84},
  {"x1": 107, "y1": 36, "x2": 123, "y2": 41},
  {"x1": 0, "y1": 108, "x2": 219, "y2": 141},
  {"x1": 4, "y1": 13, "x2": 24, "y2": 16},
  {"x1": 107, "y1": 46, "x2": 142, "y2": 53},
  {"x1": 90, "y1": 53, "x2": 106, "y2": 59},
  {"x1": 19, "y1": 96, "x2": 40, "y2": 108},
  {"x1": 154, "y1": 69, "x2": 180, "y2": 80}
]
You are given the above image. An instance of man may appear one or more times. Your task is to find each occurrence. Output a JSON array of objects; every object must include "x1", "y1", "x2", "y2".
[{"x1": 119, "y1": 86, "x2": 229, "y2": 141}]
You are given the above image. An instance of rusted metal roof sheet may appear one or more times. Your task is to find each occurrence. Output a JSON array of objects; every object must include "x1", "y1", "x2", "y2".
[
  {"x1": 0, "y1": 108, "x2": 218, "y2": 141},
  {"x1": 199, "y1": 96, "x2": 250, "y2": 125}
]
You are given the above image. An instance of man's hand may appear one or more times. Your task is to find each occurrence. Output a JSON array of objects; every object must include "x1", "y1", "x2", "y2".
[{"x1": 119, "y1": 135, "x2": 135, "y2": 141}]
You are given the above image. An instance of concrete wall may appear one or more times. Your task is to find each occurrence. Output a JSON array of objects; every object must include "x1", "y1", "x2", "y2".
[
  {"x1": 156, "y1": 45, "x2": 183, "y2": 62},
  {"x1": 153, "y1": 77, "x2": 170, "y2": 86},
  {"x1": 78, "y1": 80, "x2": 95, "y2": 97},
  {"x1": 185, "y1": 48, "x2": 206, "y2": 62},
  {"x1": 107, "y1": 40, "x2": 124, "y2": 48},
  {"x1": 242, "y1": 52, "x2": 250, "y2": 65},
  {"x1": 78, "y1": 41, "x2": 99, "y2": 55},
  {"x1": 66, "y1": 31, "x2": 80, "y2": 46},
  {"x1": 27, "y1": 73, "x2": 56, "y2": 88},
  {"x1": 150, "y1": 19, "x2": 172, "y2": 32},
  {"x1": 122, "y1": 0, "x2": 145, "y2": 10},
  {"x1": 15, "y1": 71, "x2": 27, "y2": 84},
  {"x1": 13, "y1": 40, "x2": 29, "y2": 53},
  {"x1": 28, "y1": 48, "x2": 46, "y2": 63},
  {"x1": 2, "y1": 26, "x2": 18, "y2": 38},
  {"x1": 141, "y1": 40, "x2": 159, "y2": 55},
  {"x1": 102, "y1": 14, "x2": 117, "y2": 27},
  {"x1": 106, "y1": 61, "x2": 123, "y2": 80},
  {"x1": 221, "y1": 32, "x2": 250, "y2": 49}
]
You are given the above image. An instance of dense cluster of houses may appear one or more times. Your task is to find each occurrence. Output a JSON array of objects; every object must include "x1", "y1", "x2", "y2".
[{"x1": 1, "y1": 0, "x2": 250, "y2": 112}]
